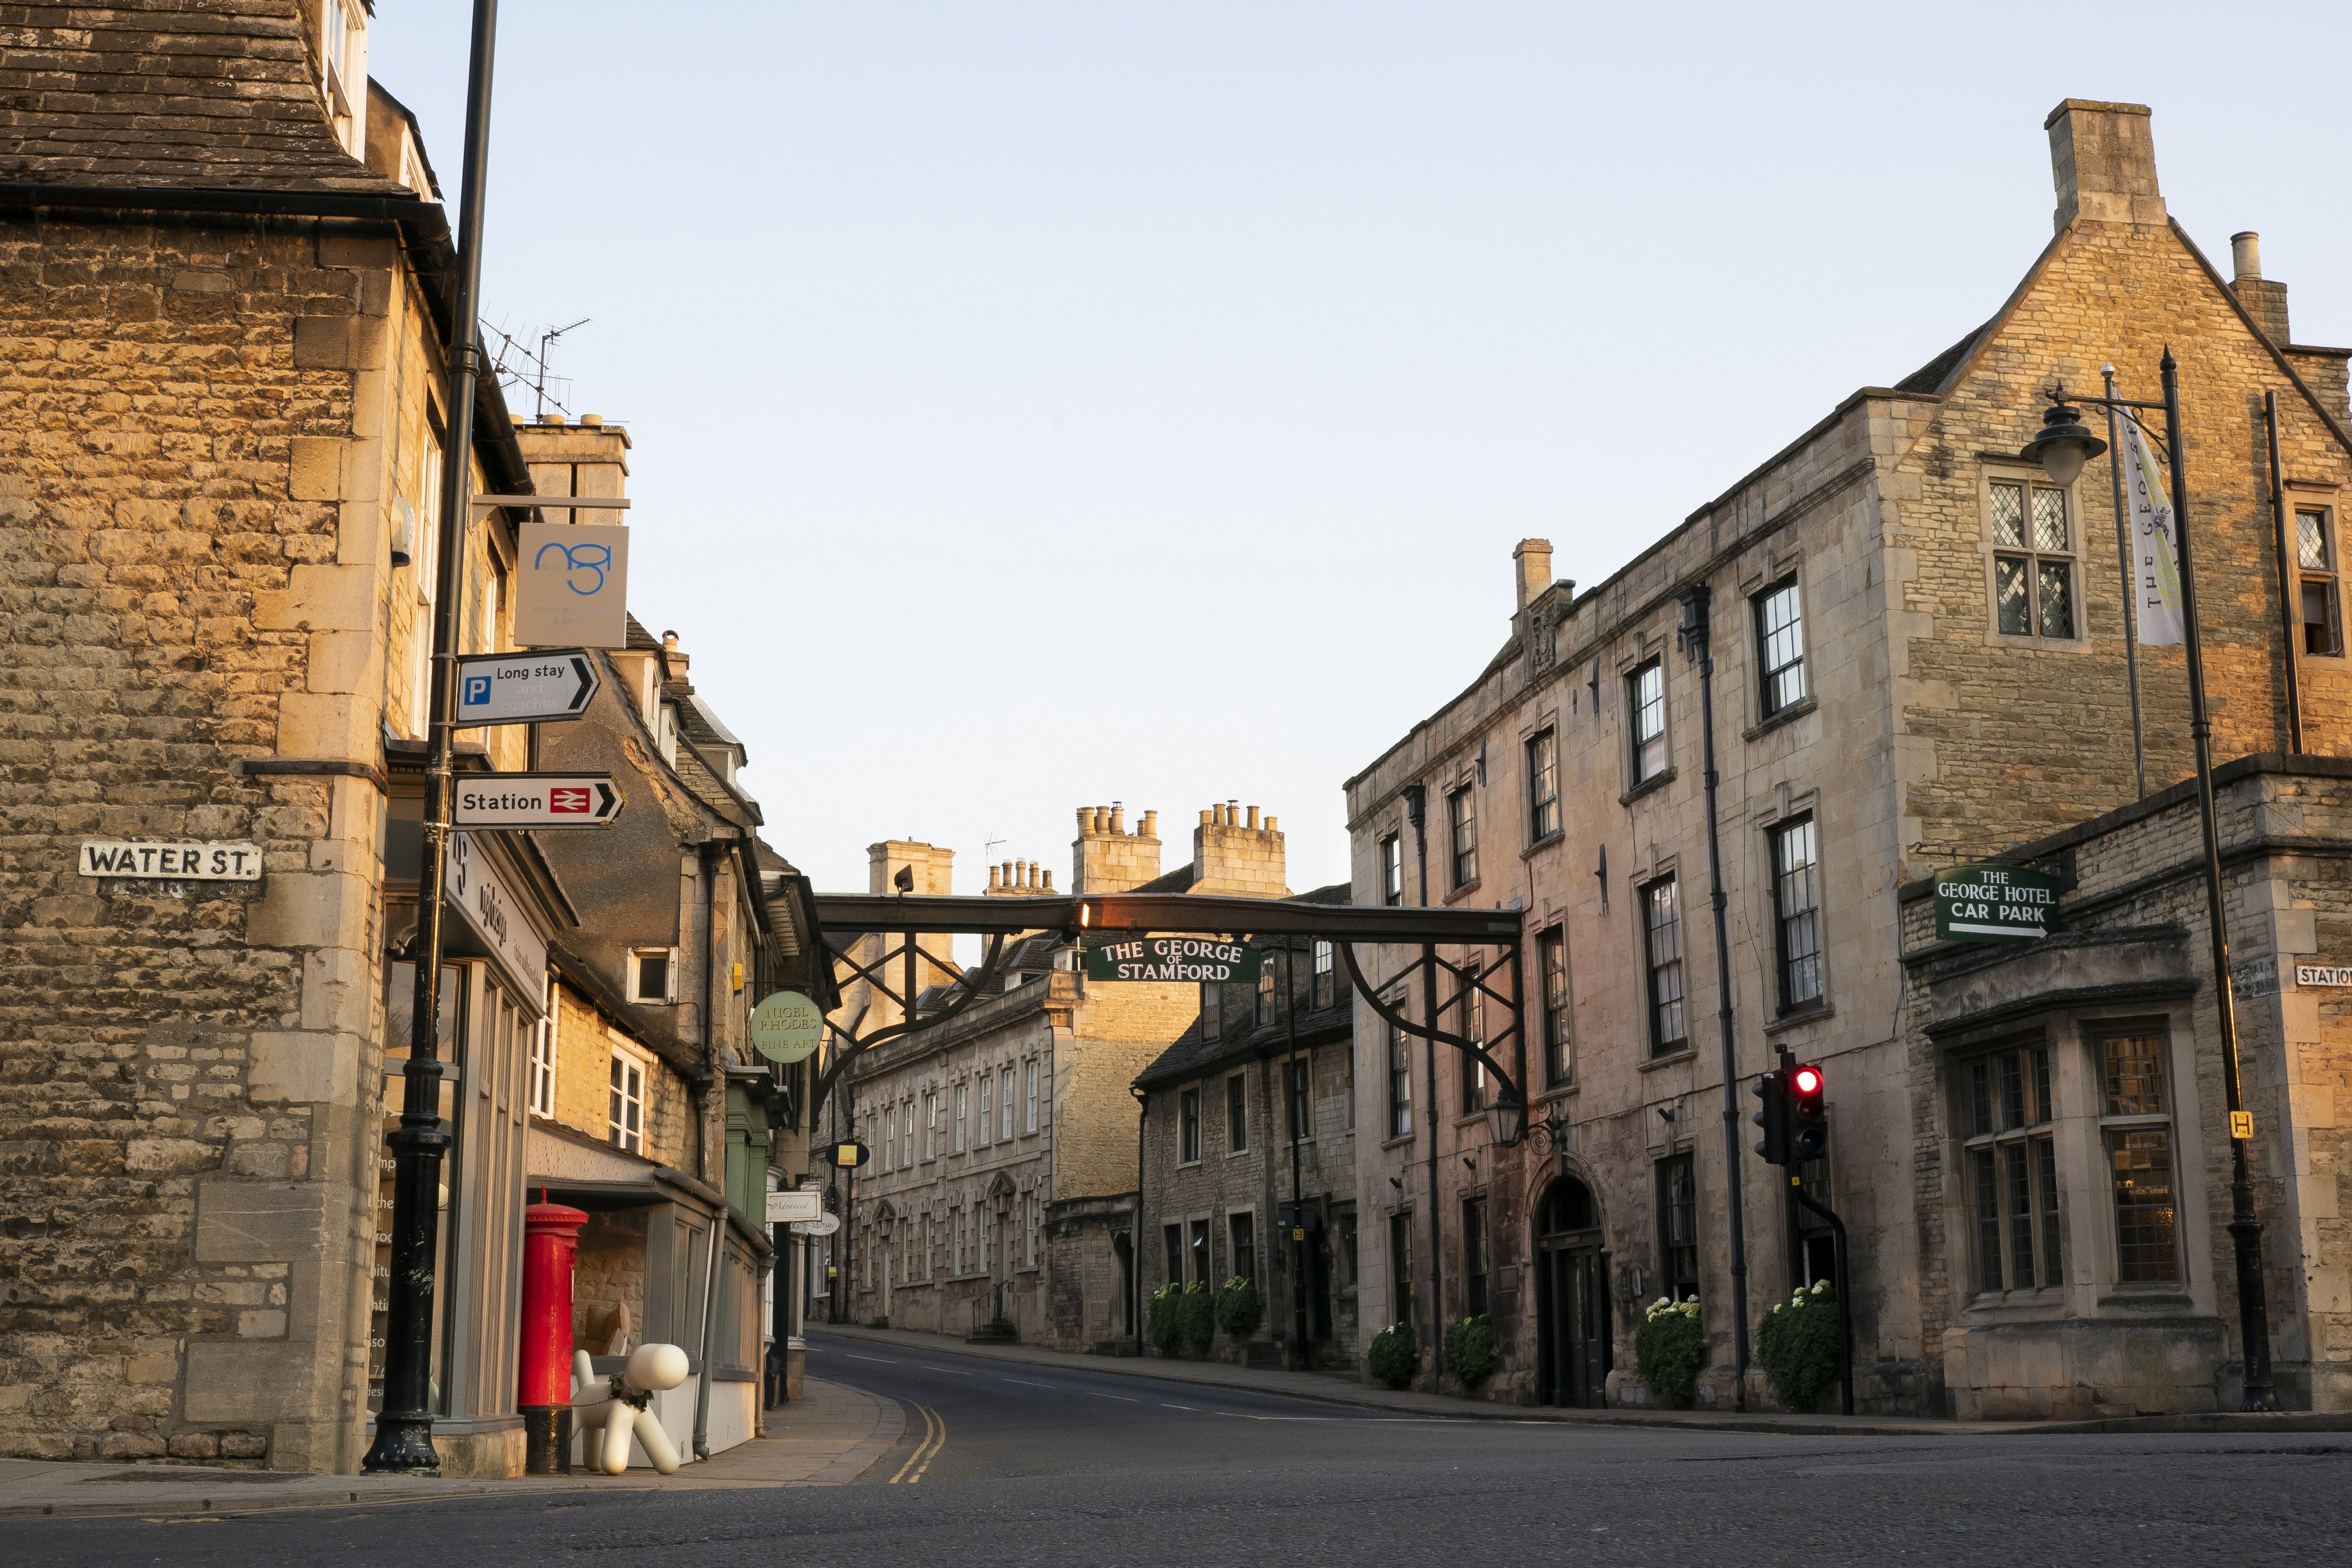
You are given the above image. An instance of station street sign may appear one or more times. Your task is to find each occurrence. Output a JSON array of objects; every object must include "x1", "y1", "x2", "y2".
[
  {"x1": 750, "y1": 990, "x2": 826, "y2": 1064},
  {"x1": 1934, "y1": 864, "x2": 2061, "y2": 944},
  {"x1": 1083, "y1": 935, "x2": 1261, "y2": 984},
  {"x1": 452, "y1": 773, "x2": 622, "y2": 830},
  {"x1": 454, "y1": 648, "x2": 599, "y2": 726}
]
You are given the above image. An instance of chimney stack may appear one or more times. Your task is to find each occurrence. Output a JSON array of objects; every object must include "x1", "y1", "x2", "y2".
[
  {"x1": 1072, "y1": 798, "x2": 1162, "y2": 893},
  {"x1": 2230, "y1": 230, "x2": 2291, "y2": 345},
  {"x1": 2045, "y1": 99, "x2": 2165, "y2": 233},
  {"x1": 1514, "y1": 539, "x2": 1553, "y2": 612},
  {"x1": 1190, "y1": 801, "x2": 1288, "y2": 899}
]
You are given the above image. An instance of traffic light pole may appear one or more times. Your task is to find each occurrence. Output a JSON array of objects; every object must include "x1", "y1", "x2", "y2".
[{"x1": 1790, "y1": 1183, "x2": 1853, "y2": 1416}]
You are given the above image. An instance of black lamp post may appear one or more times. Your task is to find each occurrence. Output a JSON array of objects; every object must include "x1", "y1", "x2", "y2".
[{"x1": 2019, "y1": 357, "x2": 2276, "y2": 1412}]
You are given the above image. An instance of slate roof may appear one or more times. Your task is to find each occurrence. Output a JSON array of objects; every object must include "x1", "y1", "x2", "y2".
[
  {"x1": 1892, "y1": 320, "x2": 1991, "y2": 396},
  {"x1": 0, "y1": 1, "x2": 411, "y2": 194}
]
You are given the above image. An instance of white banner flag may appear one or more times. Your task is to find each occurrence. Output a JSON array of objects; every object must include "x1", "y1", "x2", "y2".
[{"x1": 2122, "y1": 415, "x2": 2186, "y2": 646}]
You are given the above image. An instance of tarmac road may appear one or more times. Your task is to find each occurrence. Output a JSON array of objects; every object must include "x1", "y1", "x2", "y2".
[{"x1": 12, "y1": 1329, "x2": 2351, "y2": 1566}]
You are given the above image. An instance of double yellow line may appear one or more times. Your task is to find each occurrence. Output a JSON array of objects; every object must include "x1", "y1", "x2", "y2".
[{"x1": 888, "y1": 1402, "x2": 946, "y2": 1484}]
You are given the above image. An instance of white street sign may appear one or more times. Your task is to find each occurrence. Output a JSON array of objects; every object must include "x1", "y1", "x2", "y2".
[
  {"x1": 79, "y1": 840, "x2": 263, "y2": 881},
  {"x1": 452, "y1": 773, "x2": 623, "y2": 830},
  {"x1": 766, "y1": 1189, "x2": 824, "y2": 1223},
  {"x1": 790, "y1": 1213, "x2": 840, "y2": 1238},
  {"x1": 455, "y1": 649, "x2": 600, "y2": 726}
]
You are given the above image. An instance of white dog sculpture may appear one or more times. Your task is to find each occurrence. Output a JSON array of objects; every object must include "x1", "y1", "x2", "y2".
[{"x1": 570, "y1": 1342, "x2": 690, "y2": 1475}]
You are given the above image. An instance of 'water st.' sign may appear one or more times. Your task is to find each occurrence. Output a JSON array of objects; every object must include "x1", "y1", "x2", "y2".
[
  {"x1": 1083, "y1": 936, "x2": 1261, "y2": 984},
  {"x1": 1935, "y1": 864, "x2": 2062, "y2": 944}
]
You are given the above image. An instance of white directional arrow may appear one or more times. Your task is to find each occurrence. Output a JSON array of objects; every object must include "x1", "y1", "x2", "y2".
[
  {"x1": 452, "y1": 648, "x2": 600, "y2": 727},
  {"x1": 452, "y1": 773, "x2": 623, "y2": 830}
]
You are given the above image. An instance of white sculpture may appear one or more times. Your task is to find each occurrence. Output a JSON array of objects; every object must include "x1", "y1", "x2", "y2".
[{"x1": 570, "y1": 1342, "x2": 690, "y2": 1475}]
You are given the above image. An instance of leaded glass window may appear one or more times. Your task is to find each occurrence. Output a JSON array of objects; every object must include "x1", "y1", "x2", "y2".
[
  {"x1": 1959, "y1": 1041, "x2": 2059, "y2": 1294},
  {"x1": 2100, "y1": 1031, "x2": 2179, "y2": 1282},
  {"x1": 1990, "y1": 477, "x2": 2077, "y2": 638}
]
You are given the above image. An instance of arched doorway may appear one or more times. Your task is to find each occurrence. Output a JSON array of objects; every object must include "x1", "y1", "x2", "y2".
[{"x1": 1533, "y1": 1176, "x2": 1609, "y2": 1408}]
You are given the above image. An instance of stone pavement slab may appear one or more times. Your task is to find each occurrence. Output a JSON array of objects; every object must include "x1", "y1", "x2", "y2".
[
  {"x1": 0, "y1": 1377, "x2": 894, "y2": 1518},
  {"x1": 808, "y1": 1323, "x2": 2352, "y2": 1438}
]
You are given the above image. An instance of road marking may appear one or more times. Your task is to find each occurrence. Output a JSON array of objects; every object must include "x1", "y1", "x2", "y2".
[
  {"x1": 909, "y1": 1405, "x2": 948, "y2": 1484},
  {"x1": 920, "y1": 1366, "x2": 974, "y2": 1375},
  {"x1": 1000, "y1": 1378, "x2": 1055, "y2": 1388},
  {"x1": 845, "y1": 1353, "x2": 898, "y2": 1363},
  {"x1": 1160, "y1": 1403, "x2": 1200, "y2": 1411},
  {"x1": 888, "y1": 1403, "x2": 940, "y2": 1484},
  {"x1": 1091, "y1": 1393, "x2": 1141, "y2": 1402}
]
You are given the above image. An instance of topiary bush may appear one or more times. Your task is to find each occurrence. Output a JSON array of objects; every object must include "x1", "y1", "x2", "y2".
[
  {"x1": 1177, "y1": 1281, "x2": 1216, "y2": 1356},
  {"x1": 1634, "y1": 1297, "x2": 1707, "y2": 1408},
  {"x1": 1215, "y1": 1276, "x2": 1262, "y2": 1339},
  {"x1": 1147, "y1": 1283, "x2": 1186, "y2": 1355},
  {"x1": 1366, "y1": 1322, "x2": 1416, "y2": 1389},
  {"x1": 1442, "y1": 1315, "x2": 1496, "y2": 1388},
  {"x1": 1755, "y1": 1280, "x2": 1841, "y2": 1413}
]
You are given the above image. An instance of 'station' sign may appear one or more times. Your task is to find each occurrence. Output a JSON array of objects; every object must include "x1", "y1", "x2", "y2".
[
  {"x1": 79, "y1": 840, "x2": 264, "y2": 881},
  {"x1": 1084, "y1": 935, "x2": 1261, "y2": 984},
  {"x1": 1934, "y1": 864, "x2": 2062, "y2": 944},
  {"x1": 452, "y1": 773, "x2": 622, "y2": 829},
  {"x1": 750, "y1": 990, "x2": 826, "y2": 1064},
  {"x1": 455, "y1": 649, "x2": 599, "y2": 726},
  {"x1": 2296, "y1": 965, "x2": 2352, "y2": 988}
]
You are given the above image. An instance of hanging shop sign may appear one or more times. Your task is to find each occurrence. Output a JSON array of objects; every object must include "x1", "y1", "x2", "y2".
[
  {"x1": 446, "y1": 831, "x2": 549, "y2": 1005},
  {"x1": 514, "y1": 522, "x2": 630, "y2": 650},
  {"x1": 750, "y1": 989, "x2": 826, "y2": 1064},
  {"x1": 1083, "y1": 935, "x2": 1261, "y2": 984},
  {"x1": 827, "y1": 1141, "x2": 870, "y2": 1169},
  {"x1": 78, "y1": 840, "x2": 263, "y2": 881},
  {"x1": 790, "y1": 1213, "x2": 841, "y2": 1238},
  {"x1": 453, "y1": 648, "x2": 599, "y2": 726},
  {"x1": 1934, "y1": 864, "x2": 2061, "y2": 944},
  {"x1": 766, "y1": 1189, "x2": 824, "y2": 1224}
]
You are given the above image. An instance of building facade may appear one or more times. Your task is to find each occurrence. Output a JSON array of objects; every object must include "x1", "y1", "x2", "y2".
[{"x1": 1345, "y1": 101, "x2": 2352, "y2": 1415}]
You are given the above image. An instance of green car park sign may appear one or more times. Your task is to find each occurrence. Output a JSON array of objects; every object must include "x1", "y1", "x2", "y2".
[
  {"x1": 1935, "y1": 864, "x2": 2062, "y2": 944},
  {"x1": 1083, "y1": 935, "x2": 1261, "y2": 984}
]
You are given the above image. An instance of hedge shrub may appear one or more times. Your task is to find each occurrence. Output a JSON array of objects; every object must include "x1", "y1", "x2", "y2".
[
  {"x1": 1177, "y1": 1281, "x2": 1215, "y2": 1356},
  {"x1": 1755, "y1": 1281, "x2": 1841, "y2": 1412},
  {"x1": 1633, "y1": 1297, "x2": 1706, "y2": 1408},
  {"x1": 1215, "y1": 1276, "x2": 1262, "y2": 1339},
  {"x1": 1367, "y1": 1322, "x2": 1416, "y2": 1389},
  {"x1": 1443, "y1": 1315, "x2": 1496, "y2": 1388}
]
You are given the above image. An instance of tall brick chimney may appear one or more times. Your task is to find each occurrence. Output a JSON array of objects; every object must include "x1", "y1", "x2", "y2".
[
  {"x1": 1191, "y1": 803, "x2": 1288, "y2": 899},
  {"x1": 2046, "y1": 99, "x2": 2166, "y2": 233},
  {"x1": 1071, "y1": 804, "x2": 1161, "y2": 894},
  {"x1": 2229, "y1": 231, "x2": 2291, "y2": 345},
  {"x1": 1514, "y1": 539, "x2": 1552, "y2": 611}
]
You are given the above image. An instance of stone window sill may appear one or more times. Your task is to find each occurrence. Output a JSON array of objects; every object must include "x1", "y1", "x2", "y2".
[
  {"x1": 1638, "y1": 1047, "x2": 1696, "y2": 1072},
  {"x1": 1743, "y1": 696, "x2": 1818, "y2": 743},
  {"x1": 1443, "y1": 878, "x2": 1484, "y2": 904},
  {"x1": 1381, "y1": 1133, "x2": 1416, "y2": 1151},
  {"x1": 1620, "y1": 768, "x2": 1676, "y2": 807},
  {"x1": 1764, "y1": 1002, "x2": 1833, "y2": 1035},
  {"x1": 1521, "y1": 831, "x2": 1566, "y2": 862}
]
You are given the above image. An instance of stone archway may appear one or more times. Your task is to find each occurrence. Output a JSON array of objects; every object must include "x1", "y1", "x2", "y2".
[{"x1": 1532, "y1": 1174, "x2": 1609, "y2": 1408}]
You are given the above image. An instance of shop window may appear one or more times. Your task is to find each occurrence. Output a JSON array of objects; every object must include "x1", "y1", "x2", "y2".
[
  {"x1": 1960, "y1": 1041, "x2": 2062, "y2": 1293},
  {"x1": 2099, "y1": 1029, "x2": 2180, "y2": 1283}
]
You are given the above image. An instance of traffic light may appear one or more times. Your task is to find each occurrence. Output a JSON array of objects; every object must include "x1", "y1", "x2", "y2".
[
  {"x1": 1789, "y1": 1061, "x2": 1828, "y2": 1160},
  {"x1": 1750, "y1": 1069, "x2": 1790, "y2": 1165}
]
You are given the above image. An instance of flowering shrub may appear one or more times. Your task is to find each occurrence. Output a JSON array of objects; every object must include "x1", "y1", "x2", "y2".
[
  {"x1": 1633, "y1": 1296, "x2": 1706, "y2": 1408},
  {"x1": 1215, "y1": 1276, "x2": 1262, "y2": 1338},
  {"x1": 1366, "y1": 1322, "x2": 1417, "y2": 1389},
  {"x1": 1443, "y1": 1315, "x2": 1496, "y2": 1388},
  {"x1": 1147, "y1": 1283, "x2": 1186, "y2": 1355},
  {"x1": 1755, "y1": 1280, "x2": 1841, "y2": 1412},
  {"x1": 1177, "y1": 1280, "x2": 1215, "y2": 1355}
]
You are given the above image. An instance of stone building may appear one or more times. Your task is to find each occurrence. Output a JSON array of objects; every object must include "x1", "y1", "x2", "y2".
[
  {"x1": 1132, "y1": 885, "x2": 1362, "y2": 1368},
  {"x1": 825, "y1": 802, "x2": 1294, "y2": 1350},
  {"x1": 1344, "y1": 101, "x2": 2351, "y2": 1415}
]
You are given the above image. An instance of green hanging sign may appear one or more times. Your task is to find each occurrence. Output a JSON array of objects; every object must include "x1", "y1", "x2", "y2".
[
  {"x1": 1083, "y1": 935, "x2": 1260, "y2": 984},
  {"x1": 750, "y1": 989, "x2": 826, "y2": 1063},
  {"x1": 1934, "y1": 865, "x2": 2061, "y2": 944}
]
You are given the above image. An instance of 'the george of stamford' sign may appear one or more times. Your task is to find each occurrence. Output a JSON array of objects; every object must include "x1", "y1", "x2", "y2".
[
  {"x1": 1934, "y1": 864, "x2": 2061, "y2": 944},
  {"x1": 1084, "y1": 936, "x2": 1261, "y2": 984},
  {"x1": 80, "y1": 840, "x2": 263, "y2": 881}
]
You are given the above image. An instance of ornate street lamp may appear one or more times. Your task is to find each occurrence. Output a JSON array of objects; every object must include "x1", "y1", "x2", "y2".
[
  {"x1": 2018, "y1": 353, "x2": 2276, "y2": 1412},
  {"x1": 1482, "y1": 1091, "x2": 1567, "y2": 1161}
]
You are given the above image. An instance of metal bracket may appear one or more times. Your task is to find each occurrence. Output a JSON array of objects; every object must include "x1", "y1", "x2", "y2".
[{"x1": 1337, "y1": 940, "x2": 1525, "y2": 1109}]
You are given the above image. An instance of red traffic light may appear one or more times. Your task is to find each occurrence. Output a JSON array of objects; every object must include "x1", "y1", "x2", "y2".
[{"x1": 1791, "y1": 1065, "x2": 1823, "y2": 1095}]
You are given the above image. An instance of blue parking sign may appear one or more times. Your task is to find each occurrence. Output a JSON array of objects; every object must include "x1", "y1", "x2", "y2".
[{"x1": 462, "y1": 675, "x2": 492, "y2": 707}]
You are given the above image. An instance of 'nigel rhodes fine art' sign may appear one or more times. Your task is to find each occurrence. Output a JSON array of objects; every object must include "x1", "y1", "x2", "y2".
[
  {"x1": 1084, "y1": 935, "x2": 1261, "y2": 984},
  {"x1": 1935, "y1": 864, "x2": 2061, "y2": 944}
]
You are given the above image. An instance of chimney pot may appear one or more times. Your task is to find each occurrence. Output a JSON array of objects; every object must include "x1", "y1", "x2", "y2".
[
  {"x1": 1266, "y1": 815, "x2": 1278, "y2": 833},
  {"x1": 1076, "y1": 807, "x2": 1091, "y2": 836},
  {"x1": 1141, "y1": 810, "x2": 1157, "y2": 838},
  {"x1": 1513, "y1": 539, "x2": 1554, "y2": 613},
  {"x1": 1200, "y1": 808, "x2": 1212, "y2": 826},
  {"x1": 580, "y1": 413, "x2": 603, "y2": 427},
  {"x1": 1246, "y1": 805, "x2": 1259, "y2": 830},
  {"x1": 1111, "y1": 806, "x2": 1125, "y2": 835},
  {"x1": 2231, "y1": 232, "x2": 2262, "y2": 281},
  {"x1": 1043, "y1": 870, "x2": 1054, "y2": 890}
]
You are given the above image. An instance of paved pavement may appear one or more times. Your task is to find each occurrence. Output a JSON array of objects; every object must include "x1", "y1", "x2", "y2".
[{"x1": 9, "y1": 1335, "x2": 2350, "y2": 1566}]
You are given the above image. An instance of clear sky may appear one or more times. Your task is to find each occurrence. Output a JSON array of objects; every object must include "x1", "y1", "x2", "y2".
[{"x1": 371, "y1": 1, "x2": 2352, "y2": 897}]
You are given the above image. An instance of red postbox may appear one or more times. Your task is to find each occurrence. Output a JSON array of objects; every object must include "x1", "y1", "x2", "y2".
[{"x1": 518, "y1": 1201, "x2": 587, "y2": 1474}]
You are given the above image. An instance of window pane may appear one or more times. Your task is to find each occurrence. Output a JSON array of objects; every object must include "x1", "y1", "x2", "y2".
[
  {"x1": 1645, "y1": 880, "x2": 1685, "y2": 1052},
  {"x1": 2037, "y1": 561, "x2": 2074, "y2": 638},
  {"x1": 1973, "y1": 1148, "x2": 2003, "y2": 1292},
  {"x1": 1632, "y1": 661, "x2": 1667, "y2": 780},
  {"x1": 2103, "y1": 1034, "x2": 2166, "y2": 1116},
  {"x1": 1772, "y1": 818, "x2": 1822, "y2": 1008},
  {"x1": 2298, "y1": 511, "x2": 2328, "y2": 570},
  {"x1": 1528, "y1": 729, "x2": 1559, "y2": 840},
  {"x1": 1990, "y1": 481, "x2": 2024, "y2": 547},
  {"x1": 1969, "y1": 1061, "x2": 1992, "y2": 1139},
  {"x1": 2004, "y1": 1141, "x2": 2037, "y2": 1290},
  {"x1": 1541, "y1": 927, "x2": 1571, "y2": 1086},
  {"x1": 2109, "y1": 1128, "x2": 2179, "y2": 1281},
  {"x1": 1449, "y1": 788, "x2": 1478, "y2": 887},
  {"x1": 2032, "y1": 486, "x2": 2069, "y2": 553},
  {"x1": 1999, "y1": 1051, "x2": 2026, "y2": 1131},
  {"x1": 2035, "y1": 1135, "x2": 2063, "y2": 1289},
  {"x1": 1995, "y1": 556, "x2": 2032, "y2": 636},
  {"x1": 2032, "y1": 1048, "x2": 2053, "y2": 1126},
  {"x1": 1759, "y1": 580, "x2": 1806, "y2": 714},
  {"x1": 2304, "y1": 578, "x2": 2341, "y2": 657}
]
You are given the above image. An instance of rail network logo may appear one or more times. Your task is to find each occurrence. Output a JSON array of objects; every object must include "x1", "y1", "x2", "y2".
[{"x1": 550, "y1": 787, "x2": 593, "y2": 814}]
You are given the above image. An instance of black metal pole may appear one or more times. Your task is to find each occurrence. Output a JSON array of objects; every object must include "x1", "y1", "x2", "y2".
[
  {"x1": 1676, "y1": 586, "x2": 1750, "y2": 1412},
  {"x1": 364, "y1": 0, "x2": 499, "y2": 1477},
  {"x1": 2264, "y1": 392, "x2": 2306, "y2": 755},
  {"x1": 2160, "y1": 349, "x2": 2276, "y2": 1410},
  {"x1": 1404, "y1": 783, "x2": 1439, "y2": 1378},
  {"x1": 2103, "y1": 366, "x2": 2147, "y2": 799},
  {"x1": 1286, "y1": 945, "x2": 1309, "y2": 1368}
]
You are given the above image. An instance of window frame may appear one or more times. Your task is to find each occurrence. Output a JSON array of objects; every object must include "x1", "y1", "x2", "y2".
[
  {"x1": 2297, "y1": 505, "x2": 2344, "y2": 658},
  {"x1": 1381, "y1": 834, "x2": 1404, "y2": 905},
  {"x1": 1226, "y1": 1072, "x2": 1249, "y2": 1155},
  {"x1": 1539, "y1": 925, "x2": 1572, "y2": 1088},
  {"x1": 1753, "y1": 575, "x2": 1808, "y2": 719},
  {"x1": 1386, "y1": 1012, "x2": 1413, "y2": 1139},
  {"x1": 1656, "y1": 1153, "x2": 1699, "y2": 1305},
  {"x1": 2095, "y1": 1025, "x2": 2181, "y2": 1286},
  {"x1": 1526, "y1": 727, "x2": 1560, "y2": 843},
  {"x1": 1641, "y1": 875, "x2": 1688, "y2": 1057},
  {"x1": 1983, "y1": 470, "x2": 2082, "y2": 642},
  {"x1": 1311, "y1": 940, "x2": 1335, "y2": 1009},
  {"x1": 1769, "y1": 814, "x2": 1825, "y2": 1014},
  {"x1": 1178, "y1": 1085, "x2": 1202, "y2": 1165},
  {"x1": 1447, "y1": 785, "x2": 1478, "y2": 890},
  {"x1": 607, "y1": 1043, "x2": 647, "y2": 1155},
  {"x1": 1957, "y1": 1037, "x2": 2064, "y2": 1296},
  {"x1": 629, "y1": 947, "x2": 677, "y2": 1005},
  {"x1": 1628, "y1": 658, "x2": 1669, "y2": 784}
]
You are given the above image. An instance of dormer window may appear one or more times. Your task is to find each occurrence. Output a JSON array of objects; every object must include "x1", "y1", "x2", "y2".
[{"x1": 319, "y1": 1, "x2": 367, "y2": 155}]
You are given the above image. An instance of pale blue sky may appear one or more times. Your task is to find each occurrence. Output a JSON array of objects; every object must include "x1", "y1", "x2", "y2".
[{"x1": 373, "y1": 2, "x2": 2352, "y2": 896}]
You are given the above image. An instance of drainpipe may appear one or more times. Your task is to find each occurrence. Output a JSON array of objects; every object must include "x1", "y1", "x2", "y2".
[
  {"x1": 1676, "y1": 587, "x2": 1750, "y2": 1411},
  {"x1": 692, "y1": 840, "x2": 724, "y2": 1460},
  {"x1": 1285, "y1": 942, "x2": 1309, "y2": 1368},
  {"x1": 1402, "y1": 784, "x2": 1441, "y2": 1382},
  {"x1": 1131, "y1": 1082, "x2": 1148, "y2": 1348}
]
